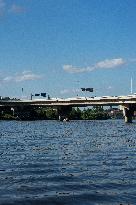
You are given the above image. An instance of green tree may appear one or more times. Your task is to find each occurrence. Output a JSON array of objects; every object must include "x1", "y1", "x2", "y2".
[
  {"x1": 46, "y1": 108, "x2": 57, "y2": 120},
  {"x1": 69, "y1": 107, "x2": 82, "y2": 120}
]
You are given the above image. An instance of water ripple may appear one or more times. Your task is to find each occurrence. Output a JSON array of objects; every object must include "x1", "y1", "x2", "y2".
[{"x1": 0, "y1": 120, "x2": 136, "y2": 204}]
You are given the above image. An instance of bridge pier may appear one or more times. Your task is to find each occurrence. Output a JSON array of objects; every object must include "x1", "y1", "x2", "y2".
[
  {"x1": 121, "y1": 104, "x2": 135, "y2": 123},
  {"x1": 57, "y1": 106, "x2": 72, "y2": 121}
]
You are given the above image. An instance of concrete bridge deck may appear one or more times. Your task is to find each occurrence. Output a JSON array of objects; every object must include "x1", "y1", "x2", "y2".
[
  {"x1": 0, "y1": 95, "x2": 136, "y2": 107},
  {"x1": 0, "y1": 95, "x2": 136, "y2": 122}
]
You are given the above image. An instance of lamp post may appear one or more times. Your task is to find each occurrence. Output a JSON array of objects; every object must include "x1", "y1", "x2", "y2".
[{"x1": 30, "y1": 93, "x2": 34, "y2": 100}]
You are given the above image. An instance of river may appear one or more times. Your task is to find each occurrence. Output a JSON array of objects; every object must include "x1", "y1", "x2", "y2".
[{"x1": 0, "y1": 120, "x2": 136, "y2": 205}]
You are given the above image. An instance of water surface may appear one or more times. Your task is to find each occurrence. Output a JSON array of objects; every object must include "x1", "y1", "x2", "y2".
[{"x1": 0, "y1": 120, "x2": 136, "y2": 205}]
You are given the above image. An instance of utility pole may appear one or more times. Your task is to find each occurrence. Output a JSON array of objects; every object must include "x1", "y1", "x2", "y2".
[
  {"x1": 21, "y1": 88, "x2": 24, "y2": 99},
  {"x1": 31, "y1": 93, "x2": 33, "y2": 100}
]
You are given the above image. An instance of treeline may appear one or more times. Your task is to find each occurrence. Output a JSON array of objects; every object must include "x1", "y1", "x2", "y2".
[
  {"x1": 69, "y1": 107, "x2": 110, "y2": 120},
  {"x1": 33, "y1": 107, "x2": 110, "y2": 120},
  {"x1": 0, "y1": 106, "x2": 110, "y2": 120}
]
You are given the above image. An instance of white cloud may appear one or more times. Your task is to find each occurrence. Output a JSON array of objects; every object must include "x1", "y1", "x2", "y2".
[
  {"x1": 0, "y1": 1, "x2": 25, "y2": 16},
  {"x1": 15, "y1": 72, "x2": 41, "y2": 82},
  {"x1": 3, "y1": 76, "x2": 13, "y2": 82},
  {"x1": 60, "y1": 89, "x2": 70, "y2": 94},
  {"x1": 107, "y1": 86, "x2": 112, "y2": 90},
  {"x1": 63, "y1": 58, "x2": 125, "y2": 73},
  {"x1": 60, "y1": 88, "x2": 80, "y2": 95},
  {"x1": 0, "y1": 0, "x2": 5, "y2": 15},
  {"x1": 22, "y1": 70, "x2": 32, "y2": 75},
  {"x1": 9, "y1": 4, "x2": 25, "y2": 14},
  {"x1": 63, "y1": 65, "x2": 94, "y2": 74},
  {"x1": 95, "y1": 58, "x2": 125, "y2": 69},
  {"x1": 0, "y1": 0, "x2": 5, "y2": 8},
  {"x1": 3, "y1": 71, "x2": 42, "y2": 83}
]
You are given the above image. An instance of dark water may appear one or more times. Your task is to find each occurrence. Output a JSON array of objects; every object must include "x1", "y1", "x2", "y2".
[{"x1": 0, "y1": 120, "x2": 136, "y2": 205}]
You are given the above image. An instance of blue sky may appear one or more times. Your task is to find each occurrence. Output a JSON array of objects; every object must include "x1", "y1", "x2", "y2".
[{"x1": 0, "y1": 0, "x2": 136, "y2": 99}]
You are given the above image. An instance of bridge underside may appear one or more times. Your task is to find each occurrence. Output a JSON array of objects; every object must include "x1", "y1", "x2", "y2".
[
  {"x1": 57, "y1": 106, "x2": 72, "y2": 121},
  {"x1": 0, "y1": 100, "x2": 136, "y2": 122}
]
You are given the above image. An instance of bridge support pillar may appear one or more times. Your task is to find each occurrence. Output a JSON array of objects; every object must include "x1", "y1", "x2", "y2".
[
  {"x1": 57, "y1": 106, "x2": 72, "y2": 121},
  {"x1": 121, "y1": 104, "x2": 134, "y2": 123}
]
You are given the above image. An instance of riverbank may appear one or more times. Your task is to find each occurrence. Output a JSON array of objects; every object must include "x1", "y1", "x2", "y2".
[{"x1": 0, "y1": 107, "x2": 119, "y2": 121}]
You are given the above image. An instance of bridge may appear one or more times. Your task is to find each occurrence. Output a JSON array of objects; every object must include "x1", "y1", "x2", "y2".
[{"x1": 0, "y1": 95, "x2": 136, "y2": 122}]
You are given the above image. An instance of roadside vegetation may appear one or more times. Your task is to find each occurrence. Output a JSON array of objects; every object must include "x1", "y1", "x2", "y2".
[{"x1": 0, "y1": 106, "x2": 112, "y2": 121}]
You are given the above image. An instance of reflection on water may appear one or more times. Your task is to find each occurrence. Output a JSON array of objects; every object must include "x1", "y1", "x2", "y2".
[{"x1": 0, "y1": 120, "x2": 136, "y2": 205}]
